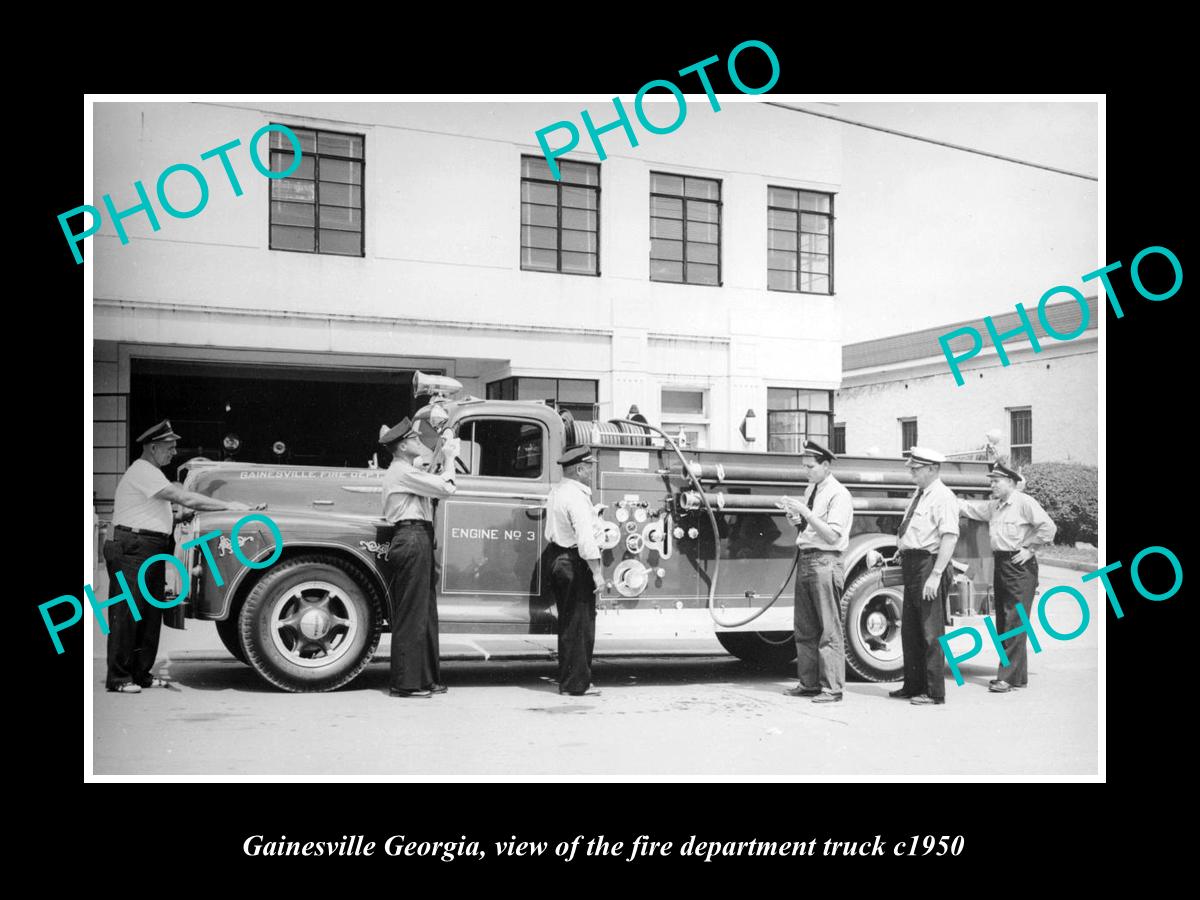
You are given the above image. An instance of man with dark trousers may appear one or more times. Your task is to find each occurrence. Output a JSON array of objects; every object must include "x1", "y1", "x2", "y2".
[
  {"x1": 959, "y1": 462, "x2": 1056, "y2": 692},
  {"x1": 105, "y1": 420, "x2": 253, "y2": 693},
  {"x1": 380, "y1": 418, "x2": 460, "y2": 699},
  {"x1": 780, "y1": 439, "x2": 854, "y2": 704},
  {"x1": 890, "y1": 446, "x2": 960, "y2": 706},
  {"x1": 543, "y1": 446, "x2": 605, "y2": 696}
]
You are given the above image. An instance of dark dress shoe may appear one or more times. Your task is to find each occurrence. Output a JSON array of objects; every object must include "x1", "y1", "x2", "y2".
[
  {"x1": 988, "y1": 681, "x2": 1012, "y2": 693},
  {"x1": 561, "y1": 688, "x2": 601, "y2": 696},
  {"x1": 390, "y1": 689, "x2": 433, "y2": 699},
  {"x1": 811, "y1": 692, "x2": 842, "y2": 703},
  {"x1": 427, "y1": 683, "x2": 448, "y2": 695},
  {"x1": 910, "y1": 695, "x2": 945, "y2": 706},
  {"x1": 889, "y1": 688, "x2": 915, "y2": 699},
  {"x1": 783, "y1": 685, "x2": 822, "y2": 697}
]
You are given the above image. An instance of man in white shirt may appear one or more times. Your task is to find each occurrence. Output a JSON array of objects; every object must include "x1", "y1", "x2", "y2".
[
  {"x1": 780, "y1": 440, "x2": 854, "y2": 704},
  {"x1": 891, "y1": 447, "x2": 961, "y2": 706},
  {"x1": 380, "y1": 418, "x2": 460, "y2": 699},
  {"x1": 543, "y1": 446, "x2": 605, "y2": 696},
  {"x1": 105, "y1": 420, "x2": 253, "y2": 693}
]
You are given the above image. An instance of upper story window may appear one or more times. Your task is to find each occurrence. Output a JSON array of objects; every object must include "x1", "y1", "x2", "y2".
[
  {"x1": 487, "y1": 377, "x2": 598, "y2": 421},
  {"x1": 661, "y1": 387, "x2": 709, "y2": 449},
  {"x1": 768, "y1": 187, "x2": 833, "y2": 294},
  {"x1": 650, "y1": 173, "x2": 721, "y2": 285},
  {"x1": 1009, "y1": 408, "x2": 1032, "y2": 468},
  {"x1": 520, "y1": 156, "x2": 599, "y2": 275},
  {"x1": 269, "y1": 127, "x2": 364, "y2": 256},
  {"x1": 456, "y1": 418, "x2": 545, "y2": 479},
  {"x1": 900, "y1": 418, "x2": 918, "y2": 453},
  {"x1": 767, "y1": 388, "x2": 833, "y2": 453}
]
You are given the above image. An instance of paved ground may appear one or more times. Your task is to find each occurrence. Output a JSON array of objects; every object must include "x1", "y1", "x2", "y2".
[{"x1": 91, "y1": 566, "x2": 1098, "y2": 778}]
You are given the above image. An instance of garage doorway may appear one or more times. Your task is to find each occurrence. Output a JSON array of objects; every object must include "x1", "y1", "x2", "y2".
[{"x1": 129, "y1": 359, "x2": 437, "y2": 480}]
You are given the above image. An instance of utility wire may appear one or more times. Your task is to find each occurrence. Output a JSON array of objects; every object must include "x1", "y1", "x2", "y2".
[{"x1": 765, "y1": 102, "x2": 1098, "y2": 182}]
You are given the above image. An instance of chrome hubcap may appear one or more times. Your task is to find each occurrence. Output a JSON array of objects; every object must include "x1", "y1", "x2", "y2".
[
  {"x1": 270, "y1": 580, "x2": 359, "y2": 669},
  {"x1": 855, "y1": 589, "x2": 903, "y2": 663}
]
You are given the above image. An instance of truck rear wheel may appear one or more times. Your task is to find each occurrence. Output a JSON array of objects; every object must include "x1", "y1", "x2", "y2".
[
  {"x1": 215, "y1": 615, "x2": 248, "y2": 664},
  {"x1": 239, "y1": 554, "x2": 383, "y2": 693},
  {"x1": 840, "y1": 569, "x2": 905, "y2": 682},
  {"x1": 716, "y1": 631, "x2": 796, "y2": 668}
]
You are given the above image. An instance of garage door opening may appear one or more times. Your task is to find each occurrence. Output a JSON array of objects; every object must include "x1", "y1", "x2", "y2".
[{"x1": 129, "y1": 359, "x2": 438, "y2": 480}]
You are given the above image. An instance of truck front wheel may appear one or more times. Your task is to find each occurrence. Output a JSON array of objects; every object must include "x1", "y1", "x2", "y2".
[
  {"x1": 840, "y1": 569, "x2": 905, "y2": 682},
  {"x1": 716, "y1": 631, "x2": 796, "y2": 668},
  {"x1": 239, "y1": 555, "x2": 383, "y2": 693}
]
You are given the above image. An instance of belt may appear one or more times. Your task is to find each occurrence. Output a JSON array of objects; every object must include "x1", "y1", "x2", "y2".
[
  {"x1": 899, "y1": 548, "x2": 934, "y2": 557},
  {"x1": 114, "y1": 524, "x2": 171, "y2": 539},
  {"x1": 797, "y1": 547, "x2": 840, "y2": 556},
  {"x1": 393, "y1": 519, "x2": 433, "y2": 527},
  {"x1": 993, "y1": 549, "x2": 1026, "y2": 558}
]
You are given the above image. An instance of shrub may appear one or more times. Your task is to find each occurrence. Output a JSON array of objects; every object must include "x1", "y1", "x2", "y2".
[{"x1": 1019, "y1": 462, "x2": 1098, "y2": 545}]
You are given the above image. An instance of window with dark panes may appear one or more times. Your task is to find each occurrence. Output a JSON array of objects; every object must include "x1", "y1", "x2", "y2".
[
  {"x1": 486, "y1": 377, "x2": 599, "y2": 421},
  {"x1": 520, "y1": 157, "x2": 599, "y2": 275},
  {"x1": 457, "y1": 419, "x2": 545, "y2": 479},
  {"x1": 269, "y1": 127, "x2": 364, "y2": 256},
  {"x1": 650, "y1": 173, "x2": 721, "y2": 285},
  {"x1": 768, "y1": 187, "x2": 833, "y2": 293},
  {"x1": 833, "y1": 423, "x2": 846, "y2": 456},
  {"x1": 900, "y1": 418, "x2": 918, "y2": 453},
  {"x1": 767, "y1": 388, "x2": 832, "y2": 453},
  {"x1": 1010, "y1": 408, "x2": 1032, "y2": 468}
]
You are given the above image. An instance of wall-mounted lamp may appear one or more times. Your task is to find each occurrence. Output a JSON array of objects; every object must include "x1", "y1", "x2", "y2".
[{"x1": 740, "y1": 408, "x2": 758, "y2": 443}]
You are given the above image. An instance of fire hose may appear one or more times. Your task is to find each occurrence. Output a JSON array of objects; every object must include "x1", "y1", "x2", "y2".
[{"x1": 609, "y1": 419, "x2": 799, "y2": 628}]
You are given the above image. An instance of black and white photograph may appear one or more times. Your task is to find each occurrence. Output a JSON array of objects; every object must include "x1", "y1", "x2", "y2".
[{"x1": 81, "y1": 92, "x2": 1101, "y2": 780}]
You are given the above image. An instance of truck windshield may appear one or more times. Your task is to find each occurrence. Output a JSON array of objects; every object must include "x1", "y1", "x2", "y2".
[{"x1": 457, "y1": 419, "x2": 545, "y2": 479}]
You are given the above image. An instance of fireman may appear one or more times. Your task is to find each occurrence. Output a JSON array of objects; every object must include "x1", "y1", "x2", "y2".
[
  {"x1": 105, "y1": 420, "x2": 254, "y2": 693},
  {"x1": 958, "y1": 462, "x2": 1056, "y2": 692},
  {"x1": 781, "y1": 439, "x2": 854, "y2": 704},
  {"x1": 891, "y1": 447, "x2": 960, "y2": 706},
  {"x1": 380, "y1": 418, "x2": 460, "y2": 699},
  {"x1": 543, "y1": 446, "x2": 605, "y2": 696}
]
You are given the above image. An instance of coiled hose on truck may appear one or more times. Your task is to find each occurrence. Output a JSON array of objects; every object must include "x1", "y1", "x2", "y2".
[{"x1": 608, "y1": 418, "x2": 798, "y2": 628}]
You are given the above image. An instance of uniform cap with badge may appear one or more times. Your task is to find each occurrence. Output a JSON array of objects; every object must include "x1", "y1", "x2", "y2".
[
  {"x1": 987, "y1": 461, "x2": 1022, "y2": 482},
  {"x1": 558, "y1": 445, "x2": 595, "y2": 467},
  {"x1": 379, "y1": 417, "x2": 419, "y2": 446},
  {"x1": 904, "y1": 446, "x2": 947, "y2": 467},
  {"x1": 137, "y1": 419, "x2": 181, "y2": 444},
  {"x1": 801, "y1": 438, "x2": 837, "y2": 463}
]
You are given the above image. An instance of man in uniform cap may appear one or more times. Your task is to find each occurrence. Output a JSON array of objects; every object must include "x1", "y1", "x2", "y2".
[
  {"x1": 104, "y1": 420, "x2": 255, "y2": 693},
  {"x1": 779, "y1": 439, "x2": 854, "y2": 703},
  {"x1": 380, "y1": 417, "x2": 461, "y2": 698},
  {"x1": 543, "y1": 445, "x2": 605, "y2": 696},
  {"x1": 959, "y1": 462, "x2": 1056, "y2": 692},
  {"x1": 891, "y1": 446, "x2": 960, "y2": 706}
]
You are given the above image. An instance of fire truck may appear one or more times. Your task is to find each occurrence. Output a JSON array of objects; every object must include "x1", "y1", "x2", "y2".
[{"x1": 172, "y1": 376, "x2": 995, "y2": 692}]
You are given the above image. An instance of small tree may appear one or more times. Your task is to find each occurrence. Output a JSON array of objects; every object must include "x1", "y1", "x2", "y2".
[{"x1": 1020, "y1": 462, "x2": 1098, "y2": 545}]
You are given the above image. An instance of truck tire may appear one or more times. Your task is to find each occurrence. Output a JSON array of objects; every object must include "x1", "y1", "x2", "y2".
[
  {"x1": 239, "y1": 554, "x2": 383, "y2": 693},
  {"x1": 716, "y1": 631, "x2": 796, "y2": 669},
  {"x1": 840, "y1": 569, "x2": 905, "y2": 682},
  {"x1": 215, "y1": 615, "x2": 248, "y2": 664}
]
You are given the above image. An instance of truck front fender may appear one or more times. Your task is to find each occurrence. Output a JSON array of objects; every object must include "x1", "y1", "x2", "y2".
[{"x1": 188, "y1": 510, "x2": 392, "y2": 621}]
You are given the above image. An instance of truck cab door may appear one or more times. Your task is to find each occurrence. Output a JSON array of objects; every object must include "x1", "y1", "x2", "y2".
[{"x1": 434, "y1": 416, "x2": 551, "y2": 627}]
